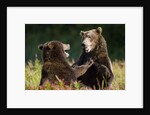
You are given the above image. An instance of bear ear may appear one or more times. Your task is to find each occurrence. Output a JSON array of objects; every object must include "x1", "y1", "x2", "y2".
[
  {"x1": 38, "y1": 44, "x2": 43, "y2": 50},
  {"x1": 80, "y1": 31, "x2": 85, "y2": 36},
  {"x1": 96, "y1": 27, "x2": 102, "y2": 34},
  {"x1": 48, "y1": 43, "x2": 54, "y2": 49}
]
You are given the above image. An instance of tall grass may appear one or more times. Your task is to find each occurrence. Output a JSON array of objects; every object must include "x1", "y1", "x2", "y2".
[
  {"x1": 25, "y1": 59, "x2": 125, "y2": 90},
  {"x1": 112, "y1": 60, "x2": 125, "y2": 90},
  {"x1": 25, "y1": 59, "x2": 41, "y2": 90}
]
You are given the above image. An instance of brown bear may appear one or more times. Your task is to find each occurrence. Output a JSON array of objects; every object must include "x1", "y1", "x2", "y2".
[
  {"x1": 72, "y1": 27, "x2": 114, "y2": 90},
  {"x1": 38, "y1": 40, "x2": 93, "y2": 86}
]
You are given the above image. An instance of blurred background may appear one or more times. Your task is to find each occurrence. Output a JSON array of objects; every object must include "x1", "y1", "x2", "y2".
[{"x1": 25, "y1": 24, "x2": 125, "y2": 63}]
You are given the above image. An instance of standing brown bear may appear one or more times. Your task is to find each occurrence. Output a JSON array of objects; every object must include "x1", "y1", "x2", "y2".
[
  {"x1": 72, "y1": 27, "x2": 114, "y2": 89},
  {"x1": 38, "y1": 41, "x2": 93, "y2": 86}
]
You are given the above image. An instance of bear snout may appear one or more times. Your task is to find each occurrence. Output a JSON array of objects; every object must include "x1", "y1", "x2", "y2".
[{"x1": 62, "y1": 43, "x2": 70, "y2": 51}]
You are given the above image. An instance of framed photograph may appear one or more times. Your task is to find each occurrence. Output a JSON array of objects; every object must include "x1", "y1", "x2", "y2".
[{"x1": 1, "y1": 0, "x2": 148, "y2": 111}]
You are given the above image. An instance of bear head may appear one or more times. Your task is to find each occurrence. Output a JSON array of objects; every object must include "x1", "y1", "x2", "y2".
[
  {"x1": 38, "y1": 41, "x2": 70, "y2": 62},
  {"x1": 80, "y1": 27, "x2": 102, "y2": 53}
]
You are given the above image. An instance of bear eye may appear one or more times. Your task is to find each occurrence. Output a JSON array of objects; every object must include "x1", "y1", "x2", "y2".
[{"x1": 87, "y1": 35, "x2": 91, "y2": 38}]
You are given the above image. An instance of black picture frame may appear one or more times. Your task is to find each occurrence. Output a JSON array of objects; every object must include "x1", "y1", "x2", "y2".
[{"x1": 1, "y1": 0, "x2": 149, "y2": 113}]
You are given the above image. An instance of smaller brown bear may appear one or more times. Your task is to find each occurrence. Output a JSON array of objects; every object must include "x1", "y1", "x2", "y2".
[{"x1": 38, "y1": 41, "x2": 93, "y2": 86}]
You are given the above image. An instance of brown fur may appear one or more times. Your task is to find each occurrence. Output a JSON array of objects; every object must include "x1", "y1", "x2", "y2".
[
  {"x1": 38, "y1": 41, "x2": 93, "y2": 86},
  {"x1": 73, "y1": 27, "x2": 114, "y2": 89}
]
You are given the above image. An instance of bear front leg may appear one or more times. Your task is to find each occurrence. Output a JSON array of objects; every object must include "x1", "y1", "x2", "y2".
[
  {"x1": 72, "y1": 53, "x2": 88, "y2": 67},
  {"x1": 72, "y1": 59, "x2": 94, "y2": 78}
]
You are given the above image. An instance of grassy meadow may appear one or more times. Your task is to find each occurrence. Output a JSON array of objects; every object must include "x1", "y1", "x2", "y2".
[{"x1": 25, "y1": 59, "x2": 125, "y2": 90}]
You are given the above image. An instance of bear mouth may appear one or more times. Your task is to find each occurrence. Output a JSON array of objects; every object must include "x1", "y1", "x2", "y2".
[
  {"x1": 64, "y1": 50, "x2": 69, "y2": 58},
  {"x1": 62, "y1": 44, "x2": 70, "y2": 58},
  {"x1": 63, "y1": 47, "x2": 70, "y2": 58},
  {"x1": 83, "y1": 46, "x2": 92, "y2": 53}
]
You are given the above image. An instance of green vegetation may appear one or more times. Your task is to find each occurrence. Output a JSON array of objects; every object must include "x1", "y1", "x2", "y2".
[{"x1": 25, "y1": 59, "x2": 125, "y2": 90}]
